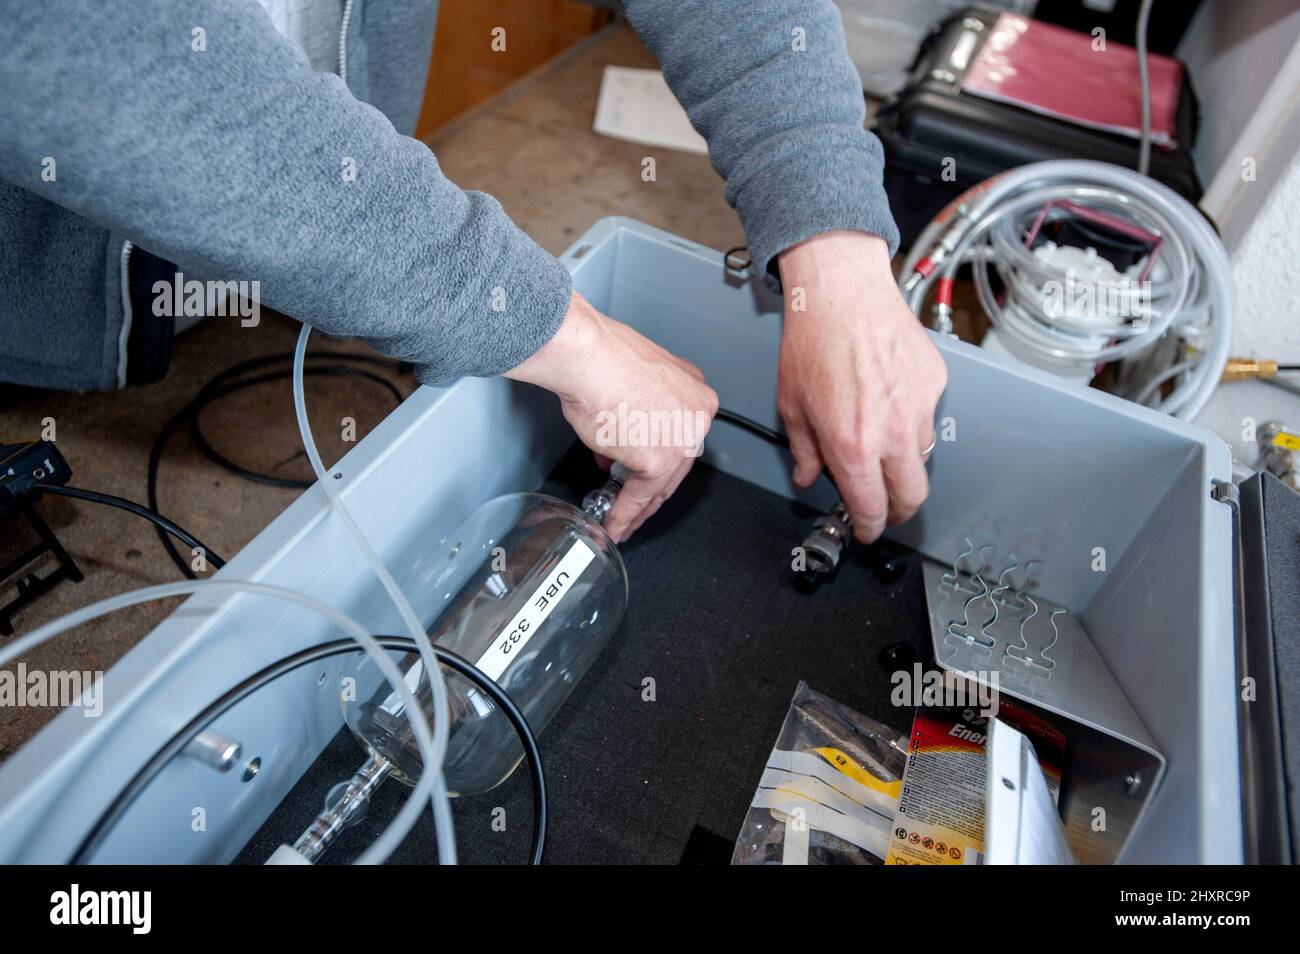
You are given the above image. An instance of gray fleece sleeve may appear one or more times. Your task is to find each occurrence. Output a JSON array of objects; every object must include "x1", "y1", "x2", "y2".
[
  {"x1": 0, "y1": 0, "x2": 571, "y2": 384},
  {"x1": 623, "y1": 0, "x2": 899, "y2": 288}
]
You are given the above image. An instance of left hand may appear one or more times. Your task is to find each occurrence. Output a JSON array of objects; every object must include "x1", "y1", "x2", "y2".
[{"x1": 776, "y1": 231, "x2": 948, "y2": 543}]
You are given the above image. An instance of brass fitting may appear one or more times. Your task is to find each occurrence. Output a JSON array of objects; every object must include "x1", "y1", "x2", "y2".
[{"x1": 1222, "y1": 358, "x2": 1280, "y2": 382}]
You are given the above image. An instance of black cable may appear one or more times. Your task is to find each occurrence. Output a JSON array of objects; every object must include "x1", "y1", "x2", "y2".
[
  {"x1": 33, "y1": 483, "x2": 227, "y2": 571},
  {"x1": 72, "y1": 637, "x2": 546, "y2": 866},
  {"x1": 716, "y1": 407, "x2": 789, "y2": 449},
  {"x1": 715, "y1": 407, "x2": 844, "y2": 498},
  {"x1": 148, "y1": 350, "x2": 411, "y2": 576},
  {"x1": 438, "y1": 641, "x2": 547, "y2": 865},
  {"x1": 189, "y1": 365, "x2": 403, "y2": 489},
  {"x1": 1279, "y1": 365, "x2": 1299, "y2": 372}
]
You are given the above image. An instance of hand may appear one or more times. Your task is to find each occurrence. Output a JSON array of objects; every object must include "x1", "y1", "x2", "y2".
[
  {"x1": 506, "y1": 291, "x2": 718, "y2": 543},
  {"x1": 776, "y1": 231, "x2": 947, "y2": 543}
]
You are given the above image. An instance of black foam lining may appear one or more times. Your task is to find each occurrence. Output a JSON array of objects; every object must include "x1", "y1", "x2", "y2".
[{"x1": 236, "y1": 446, "x2": 930, "y2": 864}]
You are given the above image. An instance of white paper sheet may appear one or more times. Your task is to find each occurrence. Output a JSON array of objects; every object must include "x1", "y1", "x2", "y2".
[{"x1": 592, "y1": 66, "x2": 708, "y2": 155}]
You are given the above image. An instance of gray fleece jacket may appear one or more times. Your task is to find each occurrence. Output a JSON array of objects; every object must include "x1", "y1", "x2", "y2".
[{"x1": 0, "y1": 0, "x2": 898, "y2": 391}]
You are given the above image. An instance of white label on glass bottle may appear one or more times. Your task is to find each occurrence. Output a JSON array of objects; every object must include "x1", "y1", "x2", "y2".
[{"x1": 475, "y1": 538, "x2": 596, "y2": 683}]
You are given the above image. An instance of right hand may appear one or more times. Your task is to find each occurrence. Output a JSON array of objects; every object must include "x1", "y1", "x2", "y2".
[{"x1": 506, "y1": 292, "x2": 718, "y2": 542}]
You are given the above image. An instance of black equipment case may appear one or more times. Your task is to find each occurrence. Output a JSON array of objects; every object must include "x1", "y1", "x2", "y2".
[{"x1": 874, "y1": 4, "x2": 1204, "y2": 249}]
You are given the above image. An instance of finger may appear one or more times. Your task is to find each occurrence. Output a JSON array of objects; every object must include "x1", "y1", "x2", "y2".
[
  {"x1": 782, "y1": 408, "x2": 825, "y2": 489},
  {"x1": 882, "y1": 445, "x2": 930, "y2": 525},
  {"x1": 621, "y1": 454, "x2": 695, "y2": 540},
  {"x1": 833, "y1": 457, "x2": 890, "y2": 544},
  {"x1": 917, "y1": 420, "x2": 938, "y2": 461},
  {"x1": 601, "y1": 456, "x2": 678, "y2": 543},
  {"x1": 601, "y1": 474, "x2": 654, "y2": 544}
]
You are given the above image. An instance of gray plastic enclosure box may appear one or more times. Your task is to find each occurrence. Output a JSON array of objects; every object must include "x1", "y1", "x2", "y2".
[{"x1": 0, "y1": 218, "x2": 1239, "y2": 864}]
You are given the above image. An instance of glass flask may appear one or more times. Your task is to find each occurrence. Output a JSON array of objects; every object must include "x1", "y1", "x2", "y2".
[{"x1": 340, "y1": 475, "x2": 627, "y2": 797}]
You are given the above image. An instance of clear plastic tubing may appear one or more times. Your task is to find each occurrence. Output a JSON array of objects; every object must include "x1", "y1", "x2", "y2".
[
  {"x1": 900, "y1": 160, "x2": 1234, "y2": 420},
  {"x1": 0, "y1": 579, "x2": 436, "y2": 866},
  {"x1": 292, "y1": 326, "x2": 457, "y2": 864}
]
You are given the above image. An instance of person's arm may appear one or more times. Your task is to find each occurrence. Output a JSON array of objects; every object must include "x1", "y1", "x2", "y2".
[
  {"x1": 0, "y1": 0, "x2": 713, "y2": 540},
  {"x1": 0, "y1": 0, "x2": 566, "y2": 383},
  {"x1": 625, "y1": 0, "x2": 947, "y2": 541}
]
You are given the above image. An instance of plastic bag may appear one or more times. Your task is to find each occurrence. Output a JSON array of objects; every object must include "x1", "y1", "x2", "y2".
[{"x1": 731, "y1": 682, "x2": 908, "y2": 865}]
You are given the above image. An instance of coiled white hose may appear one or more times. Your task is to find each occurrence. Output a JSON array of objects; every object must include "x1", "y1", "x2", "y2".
[{"x1": 901, "y1": 160, "x2": 1234, "y2": 420}]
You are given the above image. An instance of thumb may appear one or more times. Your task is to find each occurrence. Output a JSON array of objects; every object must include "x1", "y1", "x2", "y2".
[{"x1": 602, "y1": 470, "x2": 656, "y2": 543}]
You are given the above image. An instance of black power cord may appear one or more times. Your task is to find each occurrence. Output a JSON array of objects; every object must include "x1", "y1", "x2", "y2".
[
  {"x1": 715, "y1": 407, "x2": 790, "y2": 449},
  {"x1": 31, "y1": 482, "x2": 227, "y2": 571},
  {"x1": 189, "y1": 366, "x2": 402, "y2": 489},
  {"x1": 149, "y1": 350, "x2": 411, "y2": 577},
  {"x1": 715, "y1": 406, "x2": 846, "y2": 496},
  {"x1": 72, "y1": 637, "x2": 546, "y2": 866}
]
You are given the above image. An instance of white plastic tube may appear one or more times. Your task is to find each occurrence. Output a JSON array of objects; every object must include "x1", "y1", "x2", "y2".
[
  {"x1": 292, "y1": 326, "x2": 457, "y2": 864},
  {"x1": 0, "y1": 580, "x2": 437, "y2": 866}
]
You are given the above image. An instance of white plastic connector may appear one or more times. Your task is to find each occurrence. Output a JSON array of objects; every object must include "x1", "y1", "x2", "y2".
[{"x1": 266, "y1": 844, "x2": 314, "y2": 865}]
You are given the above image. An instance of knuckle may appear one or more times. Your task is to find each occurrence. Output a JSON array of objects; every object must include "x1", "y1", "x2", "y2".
[
  {"x1": 896, "y1": 486, "x2": 927, "y2": 516},
  {"x1": 926, "y1": 356, "x2": 949, "y2": 394},
  {"x1": 646, "y1": 451, "x2": 681, "y2": 482},
  {"x1": 841, "y1": 430, "x2": 878, "y2": 466},
  {"x1": 622, "y1": 446, "x2": 651, "y2": 468},
  {"x1": 850, "y1": 491, "x2": 889, "y2": 531},
  {"x1": 825, "y1": 420, "x2": 860, "y2": 455},
  {"x1": 883, "y1": 414, "x2": 912, "y2": 445},
  {"x1": 865, "y1": 495, "x2": 889, "y2": 524}
]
